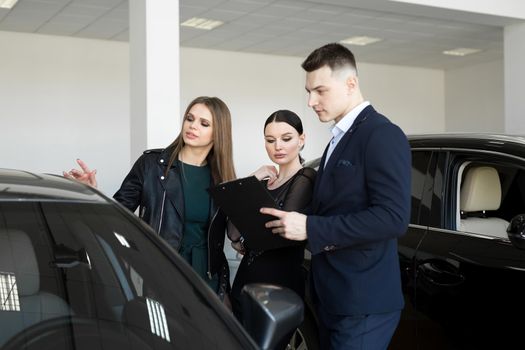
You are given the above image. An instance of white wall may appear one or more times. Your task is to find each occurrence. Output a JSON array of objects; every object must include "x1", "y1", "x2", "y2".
[
  {"x1": 358, "y1": 62, "x2": 445, "y2": 135},
  {"x1": 445, "y1": 60, "x2": 504, "y2": 132},
  {"x1": 390, "y1": 0, "x2": 525, "y2": 19},
  {"x1": 180, "y1": 47, "x2": 328, "y2": 177},
  {"x1": 504, "y1": 23, "x2": 525, "y2": 134},
  {"x1": 1, "y1": 31, "x2": 445, "y2": 194},
  {"x1": 0, "y1": 30, "x2": 130, "y2": 194},
  {"x1": 181, "y1": 47, "x2": 445, "y2": 176}
]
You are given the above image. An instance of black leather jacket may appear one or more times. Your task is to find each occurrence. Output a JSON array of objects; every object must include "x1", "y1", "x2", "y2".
[{"x1": 113, "y1": 146, "x2": 230, "y2": 297}]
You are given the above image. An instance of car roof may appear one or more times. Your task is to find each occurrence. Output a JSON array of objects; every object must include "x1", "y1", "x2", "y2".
[
  {"x1": 408, "y1": 133, "x2": 525, "y2": 158},
  {"x1": 0, "y1": 168, "x2": 107, "y2": 202},
  {"x1": 409, "y1": 133, "x2": 525, "y2": 144}
]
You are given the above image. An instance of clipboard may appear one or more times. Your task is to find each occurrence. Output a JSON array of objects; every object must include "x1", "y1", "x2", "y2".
[{"x1": 208, "y1": 176, "x2": 299, "y2": 250}]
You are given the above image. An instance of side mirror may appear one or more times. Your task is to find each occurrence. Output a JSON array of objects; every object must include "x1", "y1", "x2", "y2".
[
  {"x1": 50, "y1": 244, "x2": 91, "y2": 269},
  {"x1": 241, "y1": 283, "x2": 303, "y2": 350},
  {"x1": 507, "y1": 214, "x2": 525, "y2": 249}
]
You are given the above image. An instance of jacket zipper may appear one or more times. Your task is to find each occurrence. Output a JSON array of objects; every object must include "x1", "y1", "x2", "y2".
[
  {"x1": 157, "y1": 190, "x2": 167, "y2": 234},
  {"x1": 207, "y1": 208, "x2": 219, "y2": 279}
]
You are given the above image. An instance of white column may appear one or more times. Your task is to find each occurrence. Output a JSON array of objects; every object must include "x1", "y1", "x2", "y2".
[
  {"x1": 129, "y1": 0, "x2": 180, "y2": 162},
  {"x1": 504, "y1": 22, "x2": 525, "y2": 134}
]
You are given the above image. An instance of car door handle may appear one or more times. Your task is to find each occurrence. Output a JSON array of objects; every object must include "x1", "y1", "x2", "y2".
[{"x1": 417, "y1": 259, "x2": 465, "y2": 287}]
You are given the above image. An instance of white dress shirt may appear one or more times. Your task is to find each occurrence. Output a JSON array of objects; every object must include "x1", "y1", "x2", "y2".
[{"x1": 324, "y1": 101, "x2": 370, "y2": 168}]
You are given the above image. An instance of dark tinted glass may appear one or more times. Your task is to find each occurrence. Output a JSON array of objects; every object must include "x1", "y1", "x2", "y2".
[
  {"x1": 410, "y1": 151, "x2": 433, "y2": 224},
  {"x1": 0, "y1": 202, "x2": 249, "y2": 350},
  {"x1": 495, "y1": 167, "x2": 525, "y2": 221},
  {"x1": 428, "y1": 152, "x2": 447, "y2": 228}
]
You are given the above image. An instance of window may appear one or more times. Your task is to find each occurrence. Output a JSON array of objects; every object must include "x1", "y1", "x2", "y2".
[
  {"x1": 0, "y1": 272, "x2": 19, "y2": 311},
  {"x1": 0, "y1": 201, "x2": 248, "y2": 349},
  {"x1": 411, "y1": 151, "x2": 433, "y2": 225},
  {"x1": 454, "y1": 159, "x2": 525, "y2": 237}
]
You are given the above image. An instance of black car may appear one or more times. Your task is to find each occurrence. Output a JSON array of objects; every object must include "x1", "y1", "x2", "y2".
[
  {"x1": 301, "y1": 134, "x2": 525, "y2": 349},
  {"x1": 392, "y1": 134, "x2": 525, "y2": 350},
  {"x1": 0, "y1": 169, "x2": 303, "y2": 350}
]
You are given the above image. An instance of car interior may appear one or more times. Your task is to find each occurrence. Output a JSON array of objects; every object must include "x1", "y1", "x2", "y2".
[
  {"x1": 458, "y1": 166, "x2": 510, "y2": 237},
  {"x1": 0, "y1": 229, "x2": 70, "y2": 347},
  {"x1": 3, "y1": 199, "x2": 256, "y2": 349},
  {"x1": 457, "y1": 162, "x2": 525, "y2": 238}
]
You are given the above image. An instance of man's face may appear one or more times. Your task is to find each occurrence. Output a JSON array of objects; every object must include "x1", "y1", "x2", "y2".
[{"x1": 305, "y1": 65, "x2": 354, "y2": 124}]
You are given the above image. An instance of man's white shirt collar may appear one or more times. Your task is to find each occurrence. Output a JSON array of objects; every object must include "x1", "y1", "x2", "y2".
[{"x1": 330, "y1": 101, "x2": 370, "y2": 138}]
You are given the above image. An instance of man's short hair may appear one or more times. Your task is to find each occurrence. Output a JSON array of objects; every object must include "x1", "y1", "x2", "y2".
[{"x1": 301, "y1": 43, "x2": 357, "y2": 75}]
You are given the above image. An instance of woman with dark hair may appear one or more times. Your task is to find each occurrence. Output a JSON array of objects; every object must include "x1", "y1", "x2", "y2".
[
  {"x1": 64, "y1": 96, "x2": 236, "y2": 300},
  {"x1": 229, "y1": 110, "x2": 316, "y2": 335}
]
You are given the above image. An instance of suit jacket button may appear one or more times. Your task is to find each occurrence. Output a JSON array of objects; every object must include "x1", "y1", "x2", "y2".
[{"x1": 324, "y1": 245, "x2": 335, "y2": 251}]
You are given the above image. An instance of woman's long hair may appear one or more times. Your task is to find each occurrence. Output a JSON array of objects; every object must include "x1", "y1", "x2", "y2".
[{"x1": 165, "y1": 96, "x2": 236, "y2": 184}]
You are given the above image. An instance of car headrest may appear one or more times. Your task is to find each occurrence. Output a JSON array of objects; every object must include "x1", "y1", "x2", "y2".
[
  {"x1": 0, "y1": 229, "x2": 39, "y2": 296},
  {"x1": 460, "y1": 166, "x2": 502, "y2": 212}
]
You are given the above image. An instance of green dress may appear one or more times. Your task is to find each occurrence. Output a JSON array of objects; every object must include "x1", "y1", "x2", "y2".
[{"x1": 178, "y1": 161, "x2": 219, "y2": 292}]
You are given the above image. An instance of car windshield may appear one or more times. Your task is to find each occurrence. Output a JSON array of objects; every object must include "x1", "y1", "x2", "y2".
[{"x1": 0, "y1": 201, "x2": 249, "y2": 350}]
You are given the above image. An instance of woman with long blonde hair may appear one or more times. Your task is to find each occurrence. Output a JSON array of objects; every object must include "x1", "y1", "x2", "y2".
[{"x1": 65, "y1": 96, "x2": 236, "y2": 300}]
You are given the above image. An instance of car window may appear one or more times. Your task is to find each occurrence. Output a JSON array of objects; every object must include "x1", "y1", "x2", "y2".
[
  {"x1": 410, "y1": 151, "x2": 433, "y2": 225},
  {"x1": 428, "y1": 151, "x2": 447, "y2": 229},
  {"x1": 453, "y1": 160, "x2": 525, "y2": 238},
  {"x1": 0, "y1": 201, "x2": 249, "y2": 350}
]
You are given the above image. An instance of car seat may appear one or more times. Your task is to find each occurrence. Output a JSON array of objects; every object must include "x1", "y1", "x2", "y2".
[
  {"x1": 0, "y1": 229, "x2": 70, "y2": 346},
  {"x1": 459, "y1": 166, "x2": 509, "y2": 238}
]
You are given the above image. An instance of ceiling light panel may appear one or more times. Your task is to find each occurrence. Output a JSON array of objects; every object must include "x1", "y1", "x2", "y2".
[
  {"x1": 0, "y1": 0, "x2": 18, "y2": 9},
  {"x1": 181, "y1": 17, "x2": 224, "y2": 30},
  {"x1": 442, "y1": 48, "x2": 481, "y2": 56},
  {"x1": 340, "y1": 36, "x2": 383, "y2": 46}
]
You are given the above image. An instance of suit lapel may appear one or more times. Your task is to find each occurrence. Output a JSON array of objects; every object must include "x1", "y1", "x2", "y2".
[
  {"x1": 322, "y1": 105, "x2": 373, "y2": 175},
  {"x1": 312, "y1": 106, "x2": 375, "y2": 213},
  {"x1": 312, "y1": 142, "x2": 330, "y2": 202}
]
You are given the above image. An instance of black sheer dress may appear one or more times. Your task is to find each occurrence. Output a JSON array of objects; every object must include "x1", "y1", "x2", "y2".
[{"x1": 230, "y1": 167, "x2": 316, "y2": 323}]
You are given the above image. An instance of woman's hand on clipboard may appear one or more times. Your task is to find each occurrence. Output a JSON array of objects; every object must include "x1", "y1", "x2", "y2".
[
  {"x1": 231, "y1": 237, "x2": 246, "y2": 255},
  {"x1": 251, "y1": 165, "x2": 278, "y2": 186}
]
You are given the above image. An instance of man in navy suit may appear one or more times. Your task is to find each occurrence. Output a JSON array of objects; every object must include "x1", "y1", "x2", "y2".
[{"x1": 261, "y1": 43, "x2": 411, "y2": 349}]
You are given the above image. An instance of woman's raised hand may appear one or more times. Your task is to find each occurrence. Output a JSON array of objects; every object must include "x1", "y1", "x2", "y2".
[
  {"x1": 250, "y1": 165, "x2": 278, "y2": 185},
  {"x1": 63, "y1": 159, "x2": 98, "y2": 188},
  {"x1": 231, "y1": 240, "x2": 245, "y2": 255}
]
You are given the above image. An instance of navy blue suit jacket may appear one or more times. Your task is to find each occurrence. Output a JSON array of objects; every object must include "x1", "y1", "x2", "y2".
[{"x1": 306, "y1": 105, "x2": 411, "y2": 316}]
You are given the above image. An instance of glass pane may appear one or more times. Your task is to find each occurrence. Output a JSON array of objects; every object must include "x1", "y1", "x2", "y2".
[
  {"x1": 0, "y1": 202, "x2": 247, "y2": 350},
  {"x1": 411, "y1": 151, "x2": 432, "y2": 224}
]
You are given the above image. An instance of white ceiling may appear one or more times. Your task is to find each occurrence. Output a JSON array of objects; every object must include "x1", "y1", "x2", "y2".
[{"x1": 0, "y1": 0, "x2": 521, "y2": 70}]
